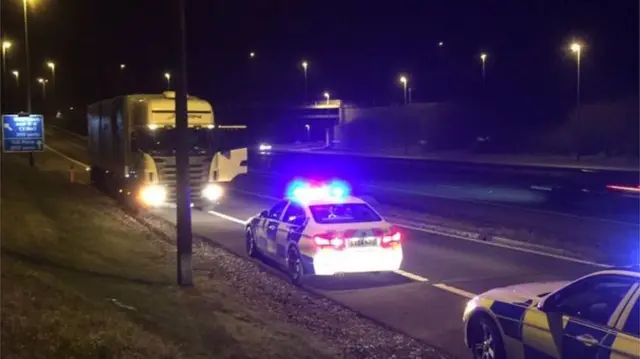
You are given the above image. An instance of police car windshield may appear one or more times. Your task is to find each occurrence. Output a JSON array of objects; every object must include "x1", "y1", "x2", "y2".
[{"x1": 309, "y1": 203, "x2": 382, "y2": 224}]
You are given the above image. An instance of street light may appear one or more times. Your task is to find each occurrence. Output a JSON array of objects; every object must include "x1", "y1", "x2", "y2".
[
  {"x1": 305, "y1": 124, "x2": 311, "y2": 141},
  {"x1": 37, "y1": 77, "x2": 48, "y2": 99},
  {"x1": 438, "y1": 41, "x2": 444, "y2": 47},
  {"x1": 12, "y1": 70, "x2": 19, "y2": 86},
  {"x1": 249, "y1": 52, "x2": 255, "y2": 59},
  {"x1": 570, "y1": 41, "x2": 583, "y2": 158},
  {"x1": 480, "y1": 53, "x2": 488, "y2": 82},
  {"x1": 164, "y1": 72, "x2": 171, "y2": 89},
  {"x1": 301, "y1": 60, "x2": 308, "y2": 102},
  {"x1": 2, "y1": 40, "x2": 12, "y2": 72},
  {"x1": 399, "y1": 75, "x2": 408, "y2": 105},
  {"x1": 46, "y1": 61, "x2": 56, "y2": 97},
  {"x1": 323, "y1": 91, "x2": 330, "y2": 104},
  {"x1": 120, "y1": 63, "x2": 126, "y2": 70}
]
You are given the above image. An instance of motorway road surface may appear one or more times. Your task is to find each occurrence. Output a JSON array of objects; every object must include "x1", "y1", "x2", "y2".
[{"x1": 41, "y1": 126, "x2": 612, "y2": 358}]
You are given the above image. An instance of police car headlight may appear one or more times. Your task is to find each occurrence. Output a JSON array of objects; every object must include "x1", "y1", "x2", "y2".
[
  {"x1": 203, "y1": 184, "x2": 224, "y2": 201},
  {"x1": 140, "y1": 184, "x2": 166, "y2": 206}
]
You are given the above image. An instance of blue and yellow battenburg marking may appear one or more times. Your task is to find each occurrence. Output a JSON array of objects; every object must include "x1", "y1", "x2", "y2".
[{"x1": 474, "y1": 298, "x2": 639, "y2": 359}]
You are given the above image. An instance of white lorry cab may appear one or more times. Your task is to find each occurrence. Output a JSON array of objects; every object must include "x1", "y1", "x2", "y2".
[{"x1": 87, "y1": 91, "x2": 248, "y2": 209}]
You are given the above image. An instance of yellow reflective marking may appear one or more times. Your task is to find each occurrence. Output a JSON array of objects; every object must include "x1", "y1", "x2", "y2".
[
  {"x1": 521, "y1": 308, "x2": 561, "y2": 359},
  {"x1": 610, "y1": 333, "x2": 640, "y2": 359}
]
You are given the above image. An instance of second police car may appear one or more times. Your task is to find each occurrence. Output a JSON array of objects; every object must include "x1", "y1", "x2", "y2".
[
  {"x1": 463, "y1": 267, "x2": 640, "y2": 359},
  {"x1": 244, "y1": 180, "x2": 403, "y2": 285}
]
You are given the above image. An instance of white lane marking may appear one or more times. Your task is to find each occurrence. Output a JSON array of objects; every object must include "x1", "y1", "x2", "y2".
[
  {"x1": 205, "y1": 210, "x2": 433, "y2": 284},
  {"x1": 232, "y1": 188, "x2": 280, "y2": 201},
  {"x1": 432, "y1": 283, "x2": 476, "y2": 299},
  {"x1": 208, "y1": 210, "x2": 248, "y2": 225},
  {"x1": 395, "y1": 269, "x2": 429, "y2": 282},
  {"x1": 228, "y1": 188, "x2": 613, "y2": 269},
  {"x1": 395, "y1": 222, "x2": 612, "y2": 268},
  {"x1": 44, "y1": 145, "x2": 90, "y2": 169}
]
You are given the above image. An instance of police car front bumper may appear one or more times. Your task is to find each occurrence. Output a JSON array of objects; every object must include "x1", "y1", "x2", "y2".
[{"x1": 312, "y1": 247, "x2": 403, "y2": 275}]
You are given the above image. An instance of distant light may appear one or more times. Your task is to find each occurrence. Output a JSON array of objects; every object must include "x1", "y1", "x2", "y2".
[
  {"x1": 37, "y1": 77, "x2": 45, "y2": 83},
  {"x1": 147, "y1": 124, "x2": 159, "y2": 130},
  {"x1": 438, "y1": 41, "x2": 444, "y2": 47},
  {"x1": 164, "y1": 72, "x2": 171, "y2": 80},
  {"x1": 46, "y1": 61, "x2": 55, "y2": 70},
  {"x1": 480, "y1": 53, "x2": 487, "y2": 61},
  {"x1": 323, "y1": 91, "x2": 330, "y2": 99},
  {"x1": 399, "y1": 76, "x2": 407, "y2": 84},
  {"x1": 69, "y1": 106, "x2": 74, "y2": 111},
  {"x1": 305, "y1": 124, "x2": 310, "y2": 130},
  {"x1": 120, "y1": 63, "x2": 126, "y2": 70},
  {"x1": 259, "y1": 143, "x2": 272, "y2": 151},
  {"x1": 249, "y1": 52, "x2": 256, "y2": 58},
  {"x1": 11, "y1": 70, "x2": 19, "y2": 77},
  {"x1": 207, "y1": 124, "x2": 214, "y2": 129},
  {"x1": 2, "y1": 40, "x2": 12, "y2": 50},
  {"x1": 302, "y1": 61, "x2": 308, "y2": 70},
  {"x1": 570, "y1": 42, "x2": 582, "y2": 53}
]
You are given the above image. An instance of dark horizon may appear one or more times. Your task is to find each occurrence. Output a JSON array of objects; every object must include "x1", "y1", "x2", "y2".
[{"x1": 1, "y1": 0, "x2": 638, "y2": 113}]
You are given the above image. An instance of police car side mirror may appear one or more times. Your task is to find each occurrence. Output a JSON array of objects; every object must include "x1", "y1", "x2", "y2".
[{"x1": 259, "y1": 210, "x2": 268, "y2": 218}]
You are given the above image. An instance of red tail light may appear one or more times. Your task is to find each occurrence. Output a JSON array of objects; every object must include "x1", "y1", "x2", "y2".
[
  {"x1": 313, "y1": 234, "x2": 345, "y2": 250},
  {"x1": 381, "y1": 229, "x2": 402, "y2": 248}
]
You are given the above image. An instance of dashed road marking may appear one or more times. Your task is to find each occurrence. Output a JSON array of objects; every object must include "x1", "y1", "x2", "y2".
[{"x1": 432, "y1": 283, "x2": 476, "y2": 299}]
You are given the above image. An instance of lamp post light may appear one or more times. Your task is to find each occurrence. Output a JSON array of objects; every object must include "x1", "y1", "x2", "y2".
[
  {"x1": 37, "y1": 77, "x2": 48, "y2": 99},
  {"x1": 249, "y1": 52, "x2": 255, "y2": 59},
  {"x1": 2, "y1": 40, "x2": 12, "y2": 73},
  {"x1": 12, "y1": 70, "x2": 19, "y2": 86},
  {"x1": 480, "y1": 53, "x2": 487, "y2": 82},
  {"x1": 399, "y1": 75, "x2": 408, "y2": 105},
  {"x1": 301, "y1": 60, "x2": 308, "y2": 102},
  {"x1": 323, "y1": 91, "x2": 330, "y2": 104},
  {"x1": 164, "y1": 72, "x2": 171, "y2": 89},
  {"x1": 120, "y1": 63, "x2": 126, "y2": 70}
]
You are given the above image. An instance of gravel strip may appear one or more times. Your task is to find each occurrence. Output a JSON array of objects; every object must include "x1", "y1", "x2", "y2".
[{"x1": 100, "y1": 207, "x2": 452, "y2": 359}]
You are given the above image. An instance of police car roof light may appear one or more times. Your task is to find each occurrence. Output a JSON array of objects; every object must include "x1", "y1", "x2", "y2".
[{"x1": 286, "y1": 179, "x2": 350, "y2": 203}]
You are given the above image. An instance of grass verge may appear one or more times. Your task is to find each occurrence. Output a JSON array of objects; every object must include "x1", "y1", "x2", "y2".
[{"x1": 1, "y1": 153, "x2": 336, "y2": 359}]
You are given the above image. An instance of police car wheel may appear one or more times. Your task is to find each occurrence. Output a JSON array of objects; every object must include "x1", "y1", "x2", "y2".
[
  {"x1": 287, "y1": 247, "x2": 304, "y2": 286},
  {"x1": 245, "y1": 230, "x2": 259, "y2": 258},
  {"x1": 469, "y1": 315, "x2": 505, "y2": 359}
]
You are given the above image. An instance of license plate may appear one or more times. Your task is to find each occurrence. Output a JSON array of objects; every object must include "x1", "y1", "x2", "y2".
[{"x1": 349, "y1": 237, "x2": 377, "y2": 247}]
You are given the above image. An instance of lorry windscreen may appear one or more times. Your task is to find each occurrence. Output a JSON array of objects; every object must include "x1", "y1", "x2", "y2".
[{"x1": 135, "y1": 128, "x2": 212, "y2": 155}]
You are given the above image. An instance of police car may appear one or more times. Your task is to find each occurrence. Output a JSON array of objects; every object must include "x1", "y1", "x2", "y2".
[
  {"x1": 462, "y1": 267, "x2": 640, "y2": 359},
  {"x1": 244, "y1": 180, "x2": 403, "y2": 285}
]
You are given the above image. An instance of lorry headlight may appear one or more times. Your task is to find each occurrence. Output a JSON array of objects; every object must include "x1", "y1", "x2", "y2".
[
  {"x1": 140, "y1": 184, "x2": 166, "y2": 206},
  {"x1": 203, "y1": 184, "x2": 224, "y2": 201}
]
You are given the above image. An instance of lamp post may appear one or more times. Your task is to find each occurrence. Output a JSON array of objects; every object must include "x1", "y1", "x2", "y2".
[
  {"x1": 323, "y1": 91, "x2": 330, "y2": 105},
  {"x1": 570, "y1": 42, "x2": 583, "y2": 159},
  {"x1": 305, "y1": 124, "x2": 311, "y2": 141},
  {"x1": 399, "y1": 75, "x2": 408, "y2": 105},
  {"x1": 301, "y1": 60, "x2": 308, "y2": 102},
  {"x1": 164, "y1": 72, "x2": 171, "y2": 89},
  {"x1": 12, "y1": 70, "x2": 19, "y2": 86},
  {"x1": 37, "y1": 77, "x2": 48, "y2": 99},
  {"x1": 2, "y1": 40, "x2": 12, "y2": 73},
  {"x1": 480, "y1": 53, "x2": 487, "y2": 82}
]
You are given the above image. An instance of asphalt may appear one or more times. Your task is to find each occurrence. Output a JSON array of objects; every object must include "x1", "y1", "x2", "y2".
[{"x1": 38, "y1": 126, "x2": 607, "y2": 358}]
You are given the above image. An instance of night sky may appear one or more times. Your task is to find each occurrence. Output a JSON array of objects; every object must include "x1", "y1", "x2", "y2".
[{"x1": 1, "y1": 0, "x2": 638, "y2": 113}]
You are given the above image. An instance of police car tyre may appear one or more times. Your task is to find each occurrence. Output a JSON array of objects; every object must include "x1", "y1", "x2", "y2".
[
  {"x1": 245, "y1": 229, "x2": 259, "y2": 258},
  {"x1": 468, "y1": 314, "x2": 506, "y2": 359},
  {"x1": 287, "y1": 246, "x2": 304, "y2": 286}
]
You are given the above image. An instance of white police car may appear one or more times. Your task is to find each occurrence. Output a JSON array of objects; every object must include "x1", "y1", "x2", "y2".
[
  {"x1": 244, "y1": 180, "x2": 403, "y2": 285},
  {"x1": 463, "y1": 267, "x2": 640, "y2": 359}
]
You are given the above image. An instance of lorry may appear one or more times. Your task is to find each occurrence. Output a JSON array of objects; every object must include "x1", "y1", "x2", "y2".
[{"x1": 87, "y1": 91, "x2": 248, "y2": 209}]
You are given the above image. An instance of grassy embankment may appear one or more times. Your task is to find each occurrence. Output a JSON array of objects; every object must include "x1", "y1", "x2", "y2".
[{"x1": 1, "y1": 153, "x2": 334, "y2": 359}]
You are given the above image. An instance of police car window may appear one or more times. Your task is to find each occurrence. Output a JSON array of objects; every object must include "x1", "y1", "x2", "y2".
[
  {"x1": 552, "y1": 275, "x2": 635, "y2": 326},
  {"x1": 283, "y1": 203, "x2": 306, "y2": 225},
  {"x1": 309, "y1": 203, "x2": 382, "y2": 224},
  {"x1": 622, "y1": 298, "x2": 639, "y2": 336},
  {"x1": 268, "y1": 201, "x2": 288, "y2": 220}
]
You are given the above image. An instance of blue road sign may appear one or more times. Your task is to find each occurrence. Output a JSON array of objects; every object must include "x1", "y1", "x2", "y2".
[{"x1": 2, "y1": 114, "x2": 45, "y2": 152}]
